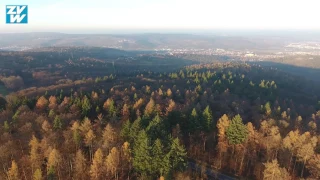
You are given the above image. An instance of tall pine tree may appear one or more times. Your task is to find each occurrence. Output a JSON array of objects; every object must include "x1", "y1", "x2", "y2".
[
  {"x1": 226, "y1": 114, "x2": 248, "y2": 145},
  {"x1": 133, "y1": 130, "x2": 152, "y2": 177},
  {"x1": 152, "y1": 139, "x2": 170, "y2": 177},
  {"x1": 168, "y1": 138, "x2": 187, "y2": 172},
  {"x1": 202, "y1": 105, "x2": 213, "y2": 132}
]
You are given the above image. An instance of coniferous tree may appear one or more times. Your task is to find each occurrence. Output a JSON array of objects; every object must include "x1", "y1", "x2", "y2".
[
  {"x1": 4, "y1": 121, "x2": 10, "y2": 132},
  {"x1": 48, "y1": 109, "x2": 55, "y2": 118},
  {"x1": 122, "y1": 103, "x2": 130, "y2": 121},
  {"x1": 71, "y1": 122, "x2": 82, "y2": 150},
  {"x1": 168, "y1": 138, "x2": 187, "y2": 172},
  {"x1": 53, "y1": 115, "x2": 62, "y2": 130},
  {"x1": 7, "y1": 160, "x2": 19, "y2": 180},
  {"x1": 121, "y1": 141, "x2": 132, "y2": 178},
  {"x1": 167, "y1": 89, "x2": 172, "y2": 97},
  {"x1": 102, "y1": 124, "x2": 117, "y2": 151},
  {"x1": 264, "y1": 102, "x2": 272, "y2": 117},
  {"x1": 144, "y1": 98, "x2": 155, "y2": 117},
  {"x1": 129, "y1": 117, "x2": 141, "y2": 143},
  {"x1": 202, "y1": 105, "x2": 213, "y2": 132},
  {"x1": 166, "y1": 99, "x2": 176, "y2": 115},
  {"x1": 90, "y1": 148, "x2": 104, "y2": 180},
  {"x1": 216, "y1": 114, "x2": 230, "y2": 169},
  {"x1": 33, "y1": 168, "x2": 42, "y2": 180},
  {"x1": 36, "y1": 96, "x2": 48, "y2": 110},
  {"x1": 29, "y1": 135, "x2": 41, "y2": 173},
  {"x1": 146, "y1": 114, "x2": 164, "y2": 141},
  {"x1": 107, "y1": 99, "x2": 117, "y2": 118},
  {"x1": 263, "y1": 159, "x2": 289, "y2": 180},
  {"x1": 79, "y1": 117, "x2": 92, "y2": 135},
  {"x1": 297, "y1": 142, "x2": 315, "y2": 177},
  {"x1": 47, "y1": 149, "x2": 61, "y2": 180},
  {"x1": 189, "y1": 108, "x2": 199, "y2": 132},
  {"x1": 306, "y1": 154, "x2": 320, "y2": 179},
  {"x1": 105, "y1": 147, "x2": 120, "y2": 179},
  {"x1": 133, "y1": 130, "x2": 152, "y2": 177},
  {"x1": 81, "y1": 95, "x2": 91, "y2": 116},
  {"x1": 226, "y1": 114, "x2": 248, "y2": 145},
  {"x1": 85, "y1": 129, "x2": 96, "y2": 161},
  {"x1": 152, "y1": 139, "x2": 170, "y2": 177},
  {"x1": 120, "y1": 120, "x2": 131, "y2": 140},
  {"x1": 74, "y1": 150, "x2": 87, "y2": 180},
  {"x1": 47, "y1": 166, "x2": 56, "y2": 180}
]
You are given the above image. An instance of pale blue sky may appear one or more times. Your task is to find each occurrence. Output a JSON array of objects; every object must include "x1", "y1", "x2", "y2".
[{"x1": 1, "y1": 0, "x2": 320, "y2": 33}]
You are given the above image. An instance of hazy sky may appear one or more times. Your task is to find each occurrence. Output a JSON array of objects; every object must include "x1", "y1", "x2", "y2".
[{"x1": 0, "y1": 0, "x2": 319, "y2": 33}]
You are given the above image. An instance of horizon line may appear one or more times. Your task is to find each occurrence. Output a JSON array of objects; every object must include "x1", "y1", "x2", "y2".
[{"x1": 1, "y1": 28, "x2": 320, "y2": 35}]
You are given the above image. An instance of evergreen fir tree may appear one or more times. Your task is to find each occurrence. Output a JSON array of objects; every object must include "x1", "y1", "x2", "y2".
[
  {"x1": 47, "y1": 166, "x2": 56, "y2": 180},
  {"x1": 226, "y1": 114, "x2": 248, "y2": 145},
  {"x1": 81, "y1": 95, "x2": 92, "y2": 116},
  {"x1": 202, "y1": 105, "x2": 213, "y2": 132},
  {"x1": 133, "y1": 130, "x2": 152, "y2": 176},
  {"x1": 129, "y1": 117, "x2": 141, "y2": 143},
  {"x1": 146, "y1": 114, "x2": 164, "y2": 141},
  {"x1": 120, "y1": 120, "x2": 131, "y2": 140},
  {"x1": 152, "y1": 139, "x2": 170, "y2": 177},
  {"x1": 168, "y1": 138, "x2": 187, "y2": 172},
  {"x1": 53, "y1": 115, "x2": 62, "y2": 130}
]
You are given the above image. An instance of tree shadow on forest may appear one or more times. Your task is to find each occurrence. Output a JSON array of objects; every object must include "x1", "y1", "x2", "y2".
[{"x1": 249, "y1": 61, "x2": 320, "y2": 82}]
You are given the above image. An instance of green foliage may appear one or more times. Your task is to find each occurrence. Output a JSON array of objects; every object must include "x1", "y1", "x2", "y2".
[
  {"x1": 146, "y1": 114, "x2": 165, "y2": 141},
  {"x1": 195, "y1": 85, "x2": 202, "y2": 92},
  {"x1": 264, "y1": 102, "x2": 272, "y2": 116},
  {"x1": 12, "y1": 110, "x2": 20, "y2": 123},
  {"x1": 222, "y1": 74, "x2": 226, "y2": 80},
  {"x1": 53, "y1": 115, "x2": 62, "y2": 130},
  {"x1": 47, "y1": 166, "x2": 56, "y2": 180},
  {"x1": 133, "y1": 130, "x2": 152, "y2": 176},
  {"x1": 120, "y1": 120, "x2": 131, "y2": 140},
  {"x1": 152, "y1": 139, "x2": 170, "y2": 176},
  {"x1": 59, "y1": 92, "x2": 63, "y2": 100},
  {"x1": 2, "y1": 58, "x2": 320, "y2": 179},
  {"x1": 169, "y1": 73, "x2": 179, "y2": 79},
  {"x1": 188, "y1": 108, "x2": 200, "y2": 132},
  {"x1": 259, "y1": 80, "x2": 266, "y2": 88},
  {"x1": 48, "y1": 109, "x2": 55, "y2": 118},
  {"x1": 81, "y1": 95, "x2": 91, "y2": 116},
  {"x1": 129, "y1": 117, "x2": 142, "y2": 143},
  {"x1": 179, "y1": 70, "x2": 185, "y2": 79},
  {"x1": 202, "y1": 106, "x2": 213, "y2": 132},
  {"x1": 107, "y1": 99, "x2": 117, "y2": 118},
  {"x1": 95, "y1": 77, "x2": 102, "y2": 83},
  {"x1": 95, "y1": 106, "x2": 100, "y2": 114},
  {"x1": 73, "y1": 97, "x2": 81, "y2": 108},
  {"x1": 226, "y1": 115, "x2": 248, "y2": 145},
  {"x1": 168, "y1": 138, "x2": 187, "y2": 171},
  {"x1": 194, "y1": 76, "x2": 200, "y2": 84},
  {"x1": 3, "y1": 121, "x2": 9, "y2": 132}
]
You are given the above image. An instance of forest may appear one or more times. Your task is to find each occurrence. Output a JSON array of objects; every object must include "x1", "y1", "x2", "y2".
[{"x1": 0, "y1": 48, "x2": 320, "y2": 180}]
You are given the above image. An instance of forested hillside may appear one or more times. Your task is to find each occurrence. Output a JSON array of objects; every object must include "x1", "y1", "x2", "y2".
[{"x1": 0, "y1": 61, "x2": 320, "y2": 180}]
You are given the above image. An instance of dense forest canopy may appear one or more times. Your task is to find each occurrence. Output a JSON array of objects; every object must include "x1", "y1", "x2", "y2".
[{"x1": 0, "y1": 48, "x2": 320, "y2": 180}]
